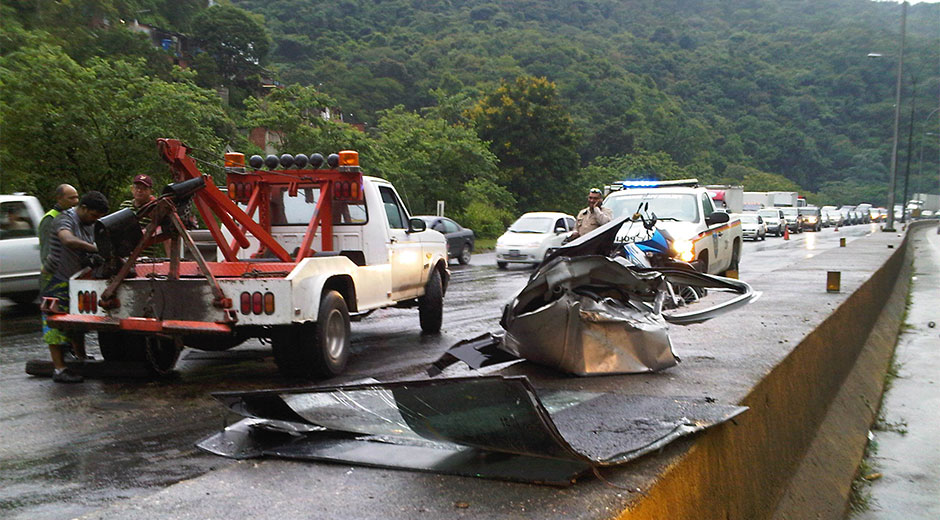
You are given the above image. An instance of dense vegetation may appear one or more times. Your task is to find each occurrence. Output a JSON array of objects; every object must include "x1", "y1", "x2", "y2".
[{"x1": 2, "y1": 0, "x2": 938, "y2": 236}]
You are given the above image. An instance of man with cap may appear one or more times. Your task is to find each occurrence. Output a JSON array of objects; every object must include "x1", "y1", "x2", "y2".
[
  {"x1": 569, "y1": 187, "x2": 613, "y2": 241},
  {"x1": 120, "y1": 174, "x2": 163, "y2": 258}
]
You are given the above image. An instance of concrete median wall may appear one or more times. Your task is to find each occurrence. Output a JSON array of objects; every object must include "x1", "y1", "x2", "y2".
[{"x1": 619, "y1": 223, "x2": 932, "y2": 520}]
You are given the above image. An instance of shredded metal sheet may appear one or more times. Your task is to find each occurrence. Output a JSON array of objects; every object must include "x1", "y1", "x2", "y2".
[{"x1": 198, "y1": 376, "x2": 746, "y2": 485}]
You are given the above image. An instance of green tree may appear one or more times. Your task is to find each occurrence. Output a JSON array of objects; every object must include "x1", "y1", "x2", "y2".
[
  {"x1": 243, "y1": 84, "x2": 375, "y2": 161},
  {"x1": 371, "y1": 106, "x2": 501, "y2": 215},
  {"x1": 190, "y1": 4, "x2": 271, "y2": 94},
  {"x1": 468, "y1": 75, "x2": 581, "y2": 212},
  {"x1": 1, "y1": 44, "x2": 233, "y2": 207}
]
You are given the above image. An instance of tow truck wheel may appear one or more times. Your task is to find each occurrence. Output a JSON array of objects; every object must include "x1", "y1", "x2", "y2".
[
  {"x1": 143, "y1": 336, "x2": 181, "y2": 375},
  {"x1": 418, "y1": 269, "x2": 443, "y2": 333},
  {"x1": 98, "y1": 331, "x2": 140, "y2": 361},
  {"x1": 97, "y1": 332, "x2": 179, "y2": 375},
  {"x1": 273, "y1": 290, "x2": 350, "y2": 379}
]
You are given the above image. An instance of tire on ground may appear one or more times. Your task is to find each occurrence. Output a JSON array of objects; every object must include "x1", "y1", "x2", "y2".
[
  {"x1": 418, "y1": 268, "x2": 443, "y2": 333},
  {"x1": 272, "y1": 290, "x2": 350, "y2": 379}
]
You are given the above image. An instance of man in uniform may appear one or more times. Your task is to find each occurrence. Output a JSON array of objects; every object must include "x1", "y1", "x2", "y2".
[
  {"x1": 43, "y1": 191, "x2": 109, "y2": 383},
  {"x1": 570, "y1": 188, "x2": 613, "y2": 241}
]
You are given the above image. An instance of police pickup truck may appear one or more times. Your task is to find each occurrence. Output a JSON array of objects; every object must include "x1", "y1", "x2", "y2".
[
  {"x1": 46, "y1": 140, "x2": 449, "y2": 379},
  {"x1": 603, "y1": 180, "x2": 743, "y2": 275}
]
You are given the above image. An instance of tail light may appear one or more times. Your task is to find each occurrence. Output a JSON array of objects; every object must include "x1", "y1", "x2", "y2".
[
  {"x1": 264, "y1": 292, "x2": 275, "y2": 315},
  {"x1": 77, "y1": 291, "x2": 85, "y2": 312},
  {"x1": 240, "y1": 291, "x2": 276, "y2": 315},
  {"x1": 90, "y1": 291, "x2": 97, "y2": 313},
  {"x1": 240, "y1": 292, "x2": 251, "y2": 315}
]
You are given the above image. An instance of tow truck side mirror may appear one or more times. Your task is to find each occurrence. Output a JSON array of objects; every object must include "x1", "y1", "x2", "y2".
[{"x1": 407, "y1": 218, "x2": 426, "y2": 233}]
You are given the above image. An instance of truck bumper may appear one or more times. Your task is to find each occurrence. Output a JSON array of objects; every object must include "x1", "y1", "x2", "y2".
[{"x1": 46, "y1": 314, "x2": 233, "y2": 335}]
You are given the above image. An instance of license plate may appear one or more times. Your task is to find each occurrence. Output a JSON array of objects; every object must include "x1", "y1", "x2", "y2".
[{"x1": 509, "y1": 249, "x2": 521, "y2": 257}]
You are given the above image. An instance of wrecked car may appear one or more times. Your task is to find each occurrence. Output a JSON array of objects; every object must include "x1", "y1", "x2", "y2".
[{"x1": 433, "y1": 215, "x2": 759, "y2": 376}]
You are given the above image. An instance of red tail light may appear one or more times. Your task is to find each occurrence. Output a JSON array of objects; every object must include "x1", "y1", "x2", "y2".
[
  {"x1": 90, "y1": 291, "x2": 97, "y2": 313},
  {"x1": 77, "y1": 291, "x2": 85, "y2": 312},
  {"x1": 240, "y1": 292, "x2": 251, "y2": 315},
  {"x1": 252, "y1": 292, "x2": 263, "y2": 314},
  {"x1": 263, "y1": 292, "x2": 275, "y2": 315}
]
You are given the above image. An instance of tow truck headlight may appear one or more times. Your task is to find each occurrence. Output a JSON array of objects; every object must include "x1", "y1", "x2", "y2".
[{"x1": 672, "y1": 239, "x2": 694, "y2": 262}]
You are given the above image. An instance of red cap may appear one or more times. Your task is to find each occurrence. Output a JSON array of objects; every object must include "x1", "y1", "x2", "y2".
[{"x1": 133, "y1": 174, "x2": 153, "y2": 188}]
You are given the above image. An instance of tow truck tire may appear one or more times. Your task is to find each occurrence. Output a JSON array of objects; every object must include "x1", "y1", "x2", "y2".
[
  {"x1": 98, "y1": 332, "x2": 179, "y2": 375},
  {"x1": 273, "y1": 290, "x2": 350, "y2": 379},
  {"x1": 419, "y1": 269, "x2": 443, "y2": 333},
  {"x1": 98, "y1": 331, "x2": 138, "y2": 361}
]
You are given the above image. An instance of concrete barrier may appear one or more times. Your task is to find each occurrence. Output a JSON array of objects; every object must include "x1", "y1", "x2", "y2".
[{"x1": 620, "y1": 222, "x2": 934, "y2": 519}]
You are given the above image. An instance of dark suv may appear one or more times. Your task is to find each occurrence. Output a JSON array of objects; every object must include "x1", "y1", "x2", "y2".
[{"x1": 798, "y1": 206, "x2": 822, "y2": 232}]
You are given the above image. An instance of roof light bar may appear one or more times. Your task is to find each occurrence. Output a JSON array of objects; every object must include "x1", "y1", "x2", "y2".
[{"x1": 616, "y1": 178, "x2": 700, "y2": 189}]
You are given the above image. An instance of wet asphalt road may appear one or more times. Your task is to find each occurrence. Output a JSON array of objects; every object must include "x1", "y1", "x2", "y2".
[{"x1": 0, "y1": 223, "x2": 880, "y2": 519}]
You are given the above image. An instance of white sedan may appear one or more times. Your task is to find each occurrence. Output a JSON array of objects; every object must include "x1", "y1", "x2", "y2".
[
  {"x1": 495, "y1": 212, "x2": 575, "y2": 268},
  {"x1": 738, "y1": 213, "x2": 767, "y2": 241}
]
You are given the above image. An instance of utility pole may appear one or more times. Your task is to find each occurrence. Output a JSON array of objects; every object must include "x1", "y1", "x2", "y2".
[
  {"x1": 901, "y1": 73, "x2": 916, "y2": 223},
  {"x1": 884, "y1": 1, "x2": 907, "y2": 232}
]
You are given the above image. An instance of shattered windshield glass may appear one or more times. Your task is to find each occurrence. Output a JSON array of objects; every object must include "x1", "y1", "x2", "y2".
[{"x1": 605, "y1": 193, "x2": 700, "y2": 222}]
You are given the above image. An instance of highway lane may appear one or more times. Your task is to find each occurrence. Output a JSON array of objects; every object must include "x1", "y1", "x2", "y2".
[{"x1": 0, "y1": 222, "x2": 879, "y2": 519}]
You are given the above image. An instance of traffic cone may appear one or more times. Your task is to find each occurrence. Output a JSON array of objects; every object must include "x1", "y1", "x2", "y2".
[{"x1": 783, "y1": 225, "x2": 790, "y2": 240}]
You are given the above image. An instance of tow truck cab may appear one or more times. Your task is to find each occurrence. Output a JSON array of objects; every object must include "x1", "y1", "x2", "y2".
[
  {"x1": 48, "y1": 141, "x2": 449, "y2": 379},
  {"x1": 603, "y1": 179, "x2": 743, "y2": 275}
]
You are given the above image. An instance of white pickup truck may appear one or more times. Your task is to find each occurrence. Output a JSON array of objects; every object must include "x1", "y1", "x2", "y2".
[
  {"x1": 0, "y1": 194, "x2": 44, "y2": 304},
  {"x1": 46, "y1": 140, "x2": 449, "y2": 379},
  {"x1": 603, "y1": 181, "x2": 743, "y2": 275}
]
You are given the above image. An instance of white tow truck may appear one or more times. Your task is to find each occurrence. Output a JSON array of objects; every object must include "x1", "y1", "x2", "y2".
[
  {"x1": 46, "y1": 139, "x2": 449, "y2": 379},
  {"x1": 603, "y1": 180, "x2": 743, "y2": 275}
]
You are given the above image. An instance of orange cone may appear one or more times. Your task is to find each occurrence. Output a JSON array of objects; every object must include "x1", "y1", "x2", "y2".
[{"x1": 784, "y1": 225, "x2": 790, "y2": 240}]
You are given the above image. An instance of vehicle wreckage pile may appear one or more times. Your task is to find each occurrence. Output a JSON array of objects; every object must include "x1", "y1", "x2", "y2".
[
  {"x1": 433, "y1": 215, "x2": 758, "y2": 376},
  {"x1": 199, "y1": 215, "x2": 758, "y2": 485}
]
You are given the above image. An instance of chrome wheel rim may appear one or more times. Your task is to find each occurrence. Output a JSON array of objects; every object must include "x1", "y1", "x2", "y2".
[{"x1": 325, "y1": 309, "x2": 346, "y2": 360}]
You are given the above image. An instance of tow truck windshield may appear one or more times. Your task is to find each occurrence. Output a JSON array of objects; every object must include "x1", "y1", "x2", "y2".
[
  {"x1": 254, "y1": 186, "x2": 368, "y2": 226},
  {"x1": 605, "y1": 193, "x2": 700, "y2": 222}
]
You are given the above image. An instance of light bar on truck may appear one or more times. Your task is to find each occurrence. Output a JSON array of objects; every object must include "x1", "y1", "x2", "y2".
[
  {"x1": 614, "y1": 178, "x2": 700, "y2": 190},
  {"x1": 338, "y1": 150, "x2": 361, "y2": 173}
]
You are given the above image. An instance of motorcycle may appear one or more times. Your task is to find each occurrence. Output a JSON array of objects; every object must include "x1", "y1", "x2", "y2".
[{"x1": 616, "y1": 202, "x2": 705, "y2": 305}]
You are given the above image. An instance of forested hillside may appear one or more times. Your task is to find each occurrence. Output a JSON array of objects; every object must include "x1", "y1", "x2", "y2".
[{"x1": 2, "y1": 0, "x2": 938, "y2": 234}]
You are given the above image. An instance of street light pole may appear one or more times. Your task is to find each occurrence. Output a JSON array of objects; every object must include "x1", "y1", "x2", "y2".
[
  {"x1": 901, "y1": 72, "x2": 917, "y2": 223},
  {"x1": 884, "y1": 1, "x2": 907, "y2": 232}
]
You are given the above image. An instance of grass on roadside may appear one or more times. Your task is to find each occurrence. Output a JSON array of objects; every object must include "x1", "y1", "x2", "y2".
[{"x1": 474, "y1": 237, "x2": 497, "y2": 252}]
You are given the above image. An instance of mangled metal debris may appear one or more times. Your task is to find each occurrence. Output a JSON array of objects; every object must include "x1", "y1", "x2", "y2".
[
  {"x1": 433, "y1": 216, "x2": 759, "y2": 376},
  {"x1": 198, "y1": 375, "x2": 746, "y2": 485}
]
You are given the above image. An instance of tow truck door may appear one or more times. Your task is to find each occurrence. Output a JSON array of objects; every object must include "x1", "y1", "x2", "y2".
[{"x1": 379, "y1": 185, "x2": 422, "y2": 300}]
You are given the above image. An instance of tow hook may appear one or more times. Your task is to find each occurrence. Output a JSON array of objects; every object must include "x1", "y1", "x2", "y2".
[{"x1": 99, "y1": 298, "x2": 120, "y2": 310}]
